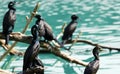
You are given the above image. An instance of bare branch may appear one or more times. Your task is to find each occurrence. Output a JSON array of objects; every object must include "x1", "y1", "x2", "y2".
[{"x1": 66, "y1": 40, "x2": 120, "y2": 51}]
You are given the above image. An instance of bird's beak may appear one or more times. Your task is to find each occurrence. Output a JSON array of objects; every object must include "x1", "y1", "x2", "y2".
[
  {"x1": 13, "y1": 1, "x2": 21, "y2": 5},
  {"x1": 13, "y1": 1, "x2": 16, "y2": 4}
]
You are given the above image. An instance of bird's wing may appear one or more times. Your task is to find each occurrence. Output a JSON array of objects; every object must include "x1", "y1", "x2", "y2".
[
  {"x1": 9, "y1": 10, "x2": 16, "y2": 25},
  {"x1": 84, "y1": 60, "x2": 99, "y2": 74},
  {"x1": 63, "y1": 22, "x2": 77, "y2": 39},
  {"x1": 44, "y1": 21, "x2": 53, "y2": 32}
]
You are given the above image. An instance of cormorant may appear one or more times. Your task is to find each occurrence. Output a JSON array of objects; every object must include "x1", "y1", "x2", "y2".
[
  {"x1": 34, "y1": 14, "x2": 45, "y2": 37},
  {"x1": 62, "y1": 15, "x2": 79, "y2": 44},
  {"x1": 35, "y1": 14, "x2": 68, "y2": 50},
  {"x1": 2, "y1": 1, "x2": 16, "y2": 45},
  {"x1": 84, "y1": 45, "x2": 101, "y2": 74},
  {"x1": 23, "y1": 23, "x2": 44, "y2": 74},
  {"x1": 34, "y1": 14, "x2": 54, "y2": 41}
]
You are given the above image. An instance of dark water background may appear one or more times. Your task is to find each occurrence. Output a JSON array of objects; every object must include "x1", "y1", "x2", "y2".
[{"x1": 0, "y1": 0, "x2": 120, "y2": 74}]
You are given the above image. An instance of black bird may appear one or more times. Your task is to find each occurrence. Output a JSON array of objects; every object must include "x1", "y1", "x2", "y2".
[
  {"x1": 84, "y1": 45, "x2": 101, "y2": 74},
  {"x1": 23, "y1": 23, "x2": 44, "y2": 74},
  {"x1": 30, "y1": 58, "x2": 44, "y2": 74},
  {"x1": 2, "y1": 1, "x2": 16, "y2": 45},
  {"x1": 35, "y1": 14, "x2": 68, "y2": 50},
  {"x1": 34, "y1": 14, "x2": 55, "y2": 41},
  {"x1": 62, "y1": 15, "x2": 79, "y2": 44},
  {"x1": 34, "y1": 14, "x2": 45, "y2": 37}
]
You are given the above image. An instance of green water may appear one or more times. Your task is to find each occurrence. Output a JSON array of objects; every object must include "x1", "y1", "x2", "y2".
[{"x1": 0, "y1": 0, "x2": 120, "y2": 74}]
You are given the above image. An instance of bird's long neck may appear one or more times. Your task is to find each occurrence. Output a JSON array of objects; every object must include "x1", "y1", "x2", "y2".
[
  {"x1": 32, "y1": 24, "x2": 39, "y2": 41},
  {"x1": 32, "y1": 37, "x2": 39, "y2": 43},
  {"x1": 94, "y1": 53, "x2": 99, "y2": 60},
  {"x1": 72, "y1": 20, "x2": 77, "y2": 23},
  {"x1": 9, "y1": 7, "x2": 16, "y2": 11},
  {"x1": 33, "y1": 35, "x2": 38, "y2": 41},
  {"x1": 36, "y1": 19, "x2": 41, "y2": 24}
]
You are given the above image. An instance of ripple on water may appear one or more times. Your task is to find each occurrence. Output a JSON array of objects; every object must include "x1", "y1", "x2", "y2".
[{"x1": 0, "y1": 0, "x2": 120, "y2": 74}]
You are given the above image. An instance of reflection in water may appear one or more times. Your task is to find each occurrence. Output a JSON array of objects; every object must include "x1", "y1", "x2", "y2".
[
  {"x1": 1, "y1": 55, "x2": 15, "y2": 69},
  {"x1": 63, "y1": 63, "x2": 78, "y2": 74}
]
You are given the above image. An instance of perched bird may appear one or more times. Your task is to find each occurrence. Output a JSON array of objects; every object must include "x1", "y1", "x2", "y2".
[
  {"x1": 34, "y1": 14, "x2": 55, "y2": 41},
  {"x1": 23, "y1": 23, "x2": 44, "y2": 74},
  {"x1": 62, "y1": 15, "x2": 79, "y2": 44},
  {"x1": 2, "y1": 1, "x2": 16, "y2": 45},
  {"x1": 35, "y1": 14, "x2": 68, "y2": 50},
  {"x1": 84, "y1": 45, "x2": 101, "y2": 74},
  {"x1": 34, "y1": 14, "x2": 45, "y2": 37}
]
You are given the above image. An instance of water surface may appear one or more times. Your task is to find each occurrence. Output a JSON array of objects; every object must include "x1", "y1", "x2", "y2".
[{"x1": 0, "y1": 0, "x2": 120, "y2": 74}]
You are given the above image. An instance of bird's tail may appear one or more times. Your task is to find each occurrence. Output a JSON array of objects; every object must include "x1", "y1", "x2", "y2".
[
  {"x1": 61, "y1": 39, "x2": 67, "y2": 45},
  {"x1": 54, "y1": 38, "x2": 69, "y2": 51},
  {"x1": 5, "y1": 34, "x2": 9, "y2": 45}
]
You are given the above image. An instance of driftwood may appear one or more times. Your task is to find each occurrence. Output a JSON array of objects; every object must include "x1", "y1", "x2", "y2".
[
  {"x1": 0, "y1": 69, "x2": 14, "y2": 74},
  {"x1": 0, "y1": 31, "x2": 120, "y2": 66},
  {"x1": 0, "y1": 31, "x2": 120, "y2": 73},
  {"x1": 2, "y1": 30, "x2": 120, "y2": 74},
  {"x1": 0, "y1": 32, "x2": 119, "y2": 51},
  {"x1": 66, "y1": 40, "x2": 120, "y2": 51},
  {"x1": 0, "y1": 39, "x2": 23, "y2": 55},
  {"x1": 0, "y1": 32, "x2": 88, "y2": 66},
  {"x1": 0, "y1": 31, "x2": 119, "y2": 65},
  {"x1": 0, "y1": 32, "x2": 88, "y2": 74},
  {"x1": 0, "y1": 32, "x2": 32, "y2": 44}
]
